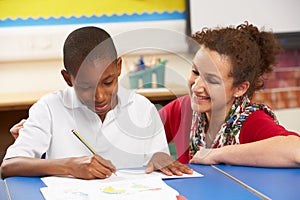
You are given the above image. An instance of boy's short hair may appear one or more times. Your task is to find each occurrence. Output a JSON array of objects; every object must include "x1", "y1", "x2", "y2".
[{"x1": 63, "y1": 26, "x2": 117, "y2": 75}]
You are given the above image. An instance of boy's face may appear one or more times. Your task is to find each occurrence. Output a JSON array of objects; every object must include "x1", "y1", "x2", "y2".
[{"x1": 63, "y1": 57, "x2": 122, "y2": 121}]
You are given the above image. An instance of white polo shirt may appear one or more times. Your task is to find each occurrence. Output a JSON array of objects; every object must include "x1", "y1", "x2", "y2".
[{"x1": 4, "y1": 86, "x2": 169, "y2": 168}]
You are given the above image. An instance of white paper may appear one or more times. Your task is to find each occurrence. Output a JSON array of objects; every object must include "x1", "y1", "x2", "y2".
[
  {"x1": 41, "y1": 174, "x2": 179, "y2": 200},
  {"x1": 40, "y1": 168, "x2": 203, "y2": 200}
]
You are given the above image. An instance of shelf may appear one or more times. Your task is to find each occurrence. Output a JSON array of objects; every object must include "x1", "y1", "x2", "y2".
[{"x1": 0, "y1": 85, "x2": 188, "y2": 111}]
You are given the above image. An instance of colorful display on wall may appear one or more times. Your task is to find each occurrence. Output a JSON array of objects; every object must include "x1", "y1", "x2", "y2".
[{"x1": 0, "y1": 0, "x2": 185, "y2": 27}]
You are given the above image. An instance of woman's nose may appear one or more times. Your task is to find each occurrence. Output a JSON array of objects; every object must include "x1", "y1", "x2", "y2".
[{"x1": 191, "y1": 76, "x2": 205, "y2": 93}]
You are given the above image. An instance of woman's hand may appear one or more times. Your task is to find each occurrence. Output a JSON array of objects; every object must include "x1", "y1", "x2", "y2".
[
  {"x1": 146, "y1": 152, "x2": 193, "y2": 176},
  {"x1": 10, "y1": 119, "x2": 26, "y2": 139},
  {"x1": 189, "y1": 147, "x2": 218, "y2": 165}
]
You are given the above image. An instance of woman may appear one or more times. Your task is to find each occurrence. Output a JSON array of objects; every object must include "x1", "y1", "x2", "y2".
[{"x1": 160, "y1": 22, "x2": 300, "y2": 167}]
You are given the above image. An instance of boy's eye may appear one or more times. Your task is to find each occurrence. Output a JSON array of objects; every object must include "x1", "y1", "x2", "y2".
[
  {"x1": 103, "y1": 80, "x2": 113, "y2": 86},
  {"x1": 77, "y1": 85, "x2": 92, "y2": 89}
]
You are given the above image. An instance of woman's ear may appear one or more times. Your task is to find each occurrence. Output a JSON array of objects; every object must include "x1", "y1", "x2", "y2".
[
  {"x1": 61, "y1": 69, "x2": 73, "y2": 87},
  {"x1": 234, "y1": 81, "x2": 250, "y2": 97}
]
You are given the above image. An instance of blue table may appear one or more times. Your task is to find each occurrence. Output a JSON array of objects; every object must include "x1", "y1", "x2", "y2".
[
  {"x1": 165, "y1": 164, "x2": 260, "y2": 200},
  {"x1": 5, "y1": 176, "x2": 46, "y2": 200},
  {"x1": 0, "y1": 180, "x2": 8, "y2": 200},
  {"x1": 4, "y1": 164, "x2": 260, "y2": 200},
  {"x1": 214, "y1": 164, "x2": 300, "y2": 200}
]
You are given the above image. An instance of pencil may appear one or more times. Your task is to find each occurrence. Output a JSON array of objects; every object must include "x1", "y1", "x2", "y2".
[
  {"x1": 71, "y1": 129, "x2": 117, "y2": 176},
  {"x1": 71, "y1": 129, "x2": 97, "y2": 154}
]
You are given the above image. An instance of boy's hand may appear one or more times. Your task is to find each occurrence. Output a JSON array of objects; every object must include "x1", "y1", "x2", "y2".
[
  {"x1": 68, "y1": 154, "x2": 116, "y2": 179},
  {"x1": 145, "y1": 152, "x2": 193, "y2": 176},
  {"x1": 10, "y1": 119, "x2": 27, "y2": 139}
]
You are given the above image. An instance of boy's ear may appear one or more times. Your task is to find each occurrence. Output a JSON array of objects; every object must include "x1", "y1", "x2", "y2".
[
  {"x1": 61, "y1": 69, "x2": 73, "y2": 87},
  {"x1": 117, "y1": 57, "x2": 122, "y2": 76}
]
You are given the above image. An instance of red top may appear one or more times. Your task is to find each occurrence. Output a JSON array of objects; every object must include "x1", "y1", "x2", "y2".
[{"x1": 159, "y1": 95, "x2": 299, "y2": 164}]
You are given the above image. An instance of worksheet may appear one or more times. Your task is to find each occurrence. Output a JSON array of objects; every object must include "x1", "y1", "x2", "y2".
[
  {"x1": 40, "y1": 169, "x2": 203, "y2": 200},
  {"x1": 41, "y1": 176, "x2": 178, "y2": 200}
]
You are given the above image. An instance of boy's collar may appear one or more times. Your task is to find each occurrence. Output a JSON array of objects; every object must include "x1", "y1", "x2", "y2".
[
  {"x1": 117, "y1": 85, "x2": 135, "y2": 108},
  {"x1": 63, "y1": 87, "x2": 83, "y2": 109}
]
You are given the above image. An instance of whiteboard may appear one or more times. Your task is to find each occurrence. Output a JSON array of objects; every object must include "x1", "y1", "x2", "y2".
[{"x1": 188, "y1": 0, "x2": 300, "y2": 34}]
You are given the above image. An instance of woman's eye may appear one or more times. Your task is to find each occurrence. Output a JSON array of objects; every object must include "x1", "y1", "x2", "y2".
[{"x1": 206, "y1": 77, "x2": 221, "y2": 85}]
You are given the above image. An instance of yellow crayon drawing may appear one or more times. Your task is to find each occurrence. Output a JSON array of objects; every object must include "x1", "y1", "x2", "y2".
[{"x1": 102, "y1": 186, "x2": 126, "y2": 194}]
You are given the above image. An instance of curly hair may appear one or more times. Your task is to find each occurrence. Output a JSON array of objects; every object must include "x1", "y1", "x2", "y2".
[{"x1": 191, "y1": 21, "x2": 282, "y2": 97}]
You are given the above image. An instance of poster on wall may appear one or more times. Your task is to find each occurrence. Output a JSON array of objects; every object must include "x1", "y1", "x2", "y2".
[
  {"x1": 0, "y1": 0, "x2": 187, "y2": 61},
  {"x1": 0, "y1": 0, "x2": 185, "y2": 27}
]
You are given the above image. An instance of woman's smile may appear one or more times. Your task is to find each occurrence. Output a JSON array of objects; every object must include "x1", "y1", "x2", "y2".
[{"x1": 192, "y1": 94, "x2": 211, "y2": 104}]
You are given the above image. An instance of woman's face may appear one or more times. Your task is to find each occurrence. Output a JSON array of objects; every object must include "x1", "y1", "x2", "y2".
[{"x1": 188, "y1": 48, "x2": 239, "y2": 117}]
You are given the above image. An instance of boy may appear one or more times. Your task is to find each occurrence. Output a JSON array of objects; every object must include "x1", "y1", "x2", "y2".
[{"x1": 1, "y1": 26, "x2": 192, "y2": 179}]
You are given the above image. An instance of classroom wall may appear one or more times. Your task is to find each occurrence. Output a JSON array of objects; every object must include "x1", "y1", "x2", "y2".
[{"x1": 0, "y1": 20, "x2": 188, "y2": 62}]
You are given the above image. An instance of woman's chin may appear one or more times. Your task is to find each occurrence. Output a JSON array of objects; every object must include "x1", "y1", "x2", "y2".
[{"x1": 191, "y1": 104, "x2": 210, "y2": 113}]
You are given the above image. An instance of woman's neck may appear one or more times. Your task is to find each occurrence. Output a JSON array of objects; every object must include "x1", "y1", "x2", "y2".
[{"x1": 205, "y1": 107, "x2": 228, "y2": 147}]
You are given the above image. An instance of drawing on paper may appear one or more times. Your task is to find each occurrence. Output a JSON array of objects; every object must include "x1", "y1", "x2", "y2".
[
  {"x1": 102, "y1": 186, "x2": 126, "y2": 194},
  {"x1": 62, "y1": 188, "x2": 89, "y2": 200},
  {"x1": 100, "y1": 182, "x2": 162, "y2": 195}
]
